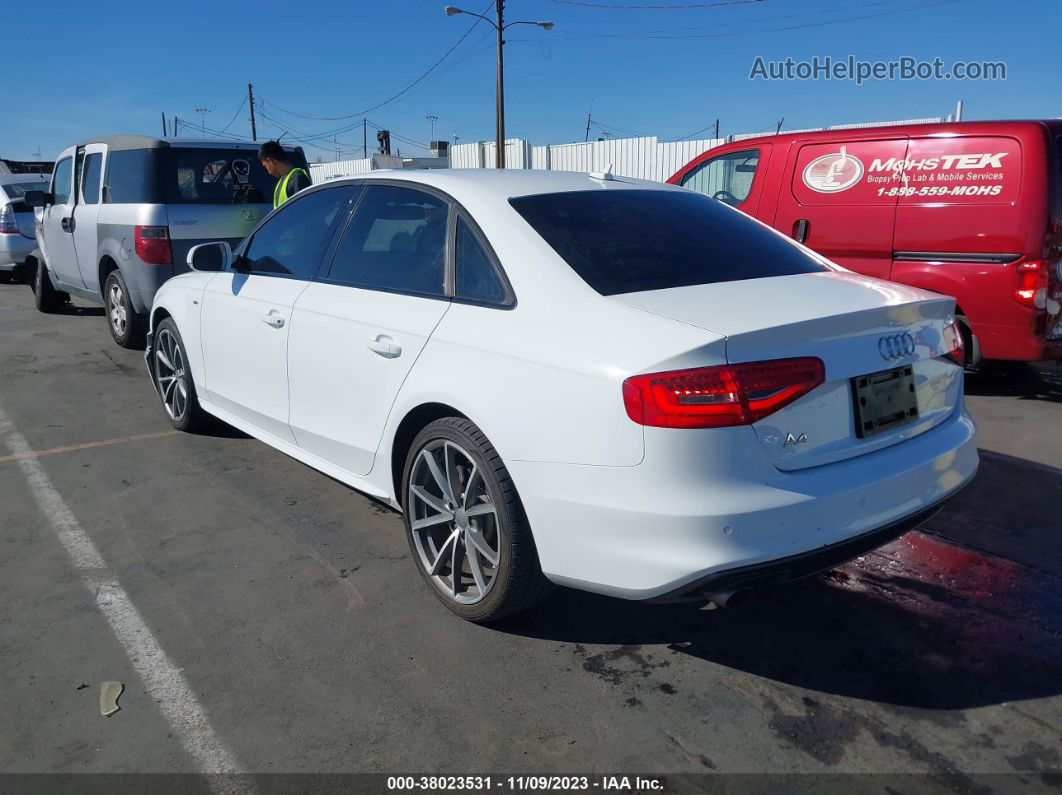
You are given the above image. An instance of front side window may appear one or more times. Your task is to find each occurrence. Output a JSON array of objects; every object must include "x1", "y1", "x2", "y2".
[
  {"x1": 455, "y1": 216, "x2": 506, "y2": 304},
  {"x1": 81, "y1": 153, "x2": 103, "y2": 205},
  {"x1": 326, "y1": 185, "x2": 448, "y2": 297},
  {"x1": 680, "y1": 149, "x2": 760, "y2": 207},
  {"x1": 51, "y1": 157, "x2": 73, "y2": 205},
  {"x1": 510, "y1": 189, "x2": 828, "y2": 296},
  {"x1": 242, "y1": 187, "x2": 353, "y2": 278}
]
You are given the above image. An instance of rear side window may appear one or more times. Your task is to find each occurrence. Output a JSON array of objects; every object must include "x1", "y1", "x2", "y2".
[
  {"x1": 243, "y1": 187, "x2": 353, "y2": 278},
  {"x1": 455, "y1": 217, "x2": 506, "y2": 303},
  {"x1": 51, "y1": 157, "x2": 73, "y2": 204},
  {"x1": 81, "y1": 153, "x2": 103, "y2": 204},
  {"x1": 510, "y1": 189, "x2": 828, "y2": 296},
  {"x1": 326, "y1": 185, "x2": 448, "y2": 297},
  {"x1": 681, "y1": 149, "x2": 759, "y2": 207},
  {"x1": 165, "y1": 148, "x2": 283, "y2": 205},
  {"x1": 0, "y1": 182, "x2": 47, "y2": 200},
  {"x1": 104, "y1": 149, "x2": 158, "y2": 203}
]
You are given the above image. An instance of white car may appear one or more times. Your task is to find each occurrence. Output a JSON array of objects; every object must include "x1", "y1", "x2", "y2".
[{"x1": 145, "y1": 170, "x2": 978, "y2": 622}]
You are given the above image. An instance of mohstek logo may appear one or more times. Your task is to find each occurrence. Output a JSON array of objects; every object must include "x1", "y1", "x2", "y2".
[{"x1": 802, "y1": 146, "x2": 864, "y2": 193}]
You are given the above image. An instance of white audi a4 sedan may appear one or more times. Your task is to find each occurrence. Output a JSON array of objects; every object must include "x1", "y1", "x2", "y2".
[{"x1": 145, "y1": 169, "x2": 978, "y2": 622}]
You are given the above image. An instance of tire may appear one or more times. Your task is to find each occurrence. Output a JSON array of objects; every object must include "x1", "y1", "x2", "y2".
[
  {"x1": 0, "y1": 271, "x2": 12, "y2": 284},
  {"x1": 104, "y1": 269, "x2": 147, "y2": 349},
  {"x1": 402, "y1": 417, "x2": 553, "y2": 623},
  {"x1": 32, "y1": 258, "x2": 68, "y2": 313},
  {"x1": 152, "y1": 318, "x2": 210, "y2": 433},
  {"x1": 957, "y1": 314, "x2": 976, "y2": 370}
]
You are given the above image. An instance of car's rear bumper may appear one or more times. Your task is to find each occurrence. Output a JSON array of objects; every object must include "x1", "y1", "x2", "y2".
[
  {"x1": 508, "y1": 408, "x2": 978, "y2": 601},
  {"x1": 0, "y1": 234, "x2": 36, "y2": 268}
]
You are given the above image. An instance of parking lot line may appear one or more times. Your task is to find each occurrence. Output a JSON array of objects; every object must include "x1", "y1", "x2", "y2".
[
  {"x1": 0, "y1": 405, "x2": 252, "y2": 791},
  {"x1": 0, "y1": 429, "x2": 179, "y2": 466}
]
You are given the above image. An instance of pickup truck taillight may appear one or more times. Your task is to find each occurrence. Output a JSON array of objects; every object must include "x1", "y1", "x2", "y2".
[
  {"x1": 1013, "y1": 259, "x2": 1048, "y2": 309},
  {"x1": 0, "y1": 204, "x2": 18, "y2": 234},
  {"x1": 134, "y1": 225, "x2": 172, "y2": 265}
]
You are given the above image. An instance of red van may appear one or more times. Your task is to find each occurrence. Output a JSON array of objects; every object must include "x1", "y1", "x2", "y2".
[{"x1": 668, "y1": 120, "x2": 1062, "y2": 364}]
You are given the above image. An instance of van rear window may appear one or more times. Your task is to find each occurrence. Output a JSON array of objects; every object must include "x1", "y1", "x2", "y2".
[
  {"x1": 510, "y1": 189, "x2": 829, "y2": 296},
  {"x1": 103, "y1": 146, "x2": 309, "y2": 205}
]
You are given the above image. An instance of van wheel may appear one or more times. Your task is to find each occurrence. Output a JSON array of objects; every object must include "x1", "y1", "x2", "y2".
[
  {"x1": 105, "y1": 270, "x2": 147, "y2": 349},
  {"x1": 402, "y1": 417, "x2": 553, "y2": 623},
  {"x1": 152, "y1": 318, "x2": 210, "y2": 433},
  {"x1": 33, "y1": 259, "x2": 68, "y2": 313}
]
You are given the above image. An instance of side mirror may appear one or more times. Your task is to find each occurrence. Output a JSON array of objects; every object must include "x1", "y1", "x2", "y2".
[
  {"x1": 24, "y1": 190, "x2": 52, "y2": 209},
  {"x1": 186, "y1": 241, "x2": 232, "y2": 272}
]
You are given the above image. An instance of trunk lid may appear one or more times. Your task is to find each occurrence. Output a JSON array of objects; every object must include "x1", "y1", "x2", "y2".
[{"x1": 612, "y1": 271, "x2": 964, "y2": 471}]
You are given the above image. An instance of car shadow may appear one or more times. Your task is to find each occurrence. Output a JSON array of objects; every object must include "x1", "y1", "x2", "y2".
[
  {"x1": 498, "y1": 450, "x2": 1062, "y2": 711},
  {"x1": 57, "y1": 304, "x2": 106, "y2": 318},
  {"x1": 965, "y1": 361, "x2": 1062, "y2": 402}
]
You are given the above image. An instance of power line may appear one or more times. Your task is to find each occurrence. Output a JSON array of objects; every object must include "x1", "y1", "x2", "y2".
[
  {"x1": 520, "y1": 0, "x2": 956, "y2": 40},
  {"x1": 259, "y1": 1, "x2": 495, "y2": 124},
  {"x1": 219, "y1": 95, "x2": 248, "y2": 133},
  {"x1": 549, "y1": 0, "x2": 760, "y2": 7}
]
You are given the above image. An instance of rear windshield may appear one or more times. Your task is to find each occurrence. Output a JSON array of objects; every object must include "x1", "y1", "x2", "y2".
[
  {"x1": 509, "y1": 189, "x2": 829, "y2": 295},
  {"x1": 1, "y1": 181, "x2": 48, "y2": 199},
  {"x1": 104, "y1": 146, "x2": 309, "y2": 205}
]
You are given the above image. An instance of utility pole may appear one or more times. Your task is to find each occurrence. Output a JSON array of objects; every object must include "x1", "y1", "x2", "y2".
[
  {"x1": 363, "y1": 119, "x2": 368, "y2": 159},
  {"x1": 444, "y1": 5, "x2": 552, "y2": 169},
  {"x1": 495, "y1": 0, "x2": 505, "y2": 168},
  {"x1": 161, "y1": 112, "x2": 167, "y2": 136},
  {"x1": 174, "y1": 115, "x2": 179, "y2": 137},
  {"x1": 584, "y1": 111, "x2": 592, "y2": 143},
  {"x1": 714, "y1": 118, "x2": 719, "y2": 140},
  {"x1": 247, "y1": 83, "x2": 258, "y2": 141},
  {"x1": 775, "y1": 117, "x2": 784, "y2": 135}
]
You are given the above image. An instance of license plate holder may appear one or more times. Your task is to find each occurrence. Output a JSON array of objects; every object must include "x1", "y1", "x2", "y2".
[{"x1": 852, "y1": 365, "x2": 919, "y2": 438}]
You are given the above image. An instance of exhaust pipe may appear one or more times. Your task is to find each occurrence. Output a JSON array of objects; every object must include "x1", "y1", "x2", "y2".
[{"x1": 707, "y1": 587, "x2": 754, "y2": 609}]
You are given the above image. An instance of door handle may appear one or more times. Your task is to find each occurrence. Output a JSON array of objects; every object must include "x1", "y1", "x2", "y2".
[
  {"x1": 262, "y1": 310, "x2": 285, "y2": 329},
  {"x1": 792, "y1": 218, "x2": 809, "y2": 244},
  {"x1": 61, "y1": 217, "x2": 75, "y2": 233},
  {"x1": 367, "y1": 335, "x2": 402, "y2": 359}
]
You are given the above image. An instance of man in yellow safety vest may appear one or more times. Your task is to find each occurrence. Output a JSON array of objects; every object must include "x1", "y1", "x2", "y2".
[{"x1": 258, "y1": 140, "x2": 311, "y2": 209}]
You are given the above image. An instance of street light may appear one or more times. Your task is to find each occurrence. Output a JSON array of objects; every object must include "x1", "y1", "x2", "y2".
[
  {"x1": 195, "y1": 107, "x2": 212, "y2": 136},
  {"x1": 443, "y1": 3, "x2": 553, "y2": 168},
  {"x1": 426, "y1": 114, "x2": 439, "y2": 143}
]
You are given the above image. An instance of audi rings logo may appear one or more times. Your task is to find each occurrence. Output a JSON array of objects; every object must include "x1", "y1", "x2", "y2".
[{"x1": 878, "y1": 332, "x2": 916, "y2": 361}]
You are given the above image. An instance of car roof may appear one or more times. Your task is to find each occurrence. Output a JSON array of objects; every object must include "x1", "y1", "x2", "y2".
[
  {"x1": 71, "y1": 134, "x2": 302, "y2": 152},
  {"x1": 324, "y1": 168, "x2": 684, "y2": 200},
  {"x1": 0, "y1": 174, "x2": 48, "y2": 184}
]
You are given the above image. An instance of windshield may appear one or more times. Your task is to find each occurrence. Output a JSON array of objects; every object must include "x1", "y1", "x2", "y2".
[
  {"x1": 509, "y1": 189, "x2": 829, "y2": 296},
  {"x1": 2, "y1": 181, "x2": 48, "y2": 199}
]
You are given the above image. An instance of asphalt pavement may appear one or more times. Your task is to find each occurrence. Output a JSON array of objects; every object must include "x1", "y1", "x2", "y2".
[{"x1": 0, "y1": 286, "x2": 1059, "y2": 792}]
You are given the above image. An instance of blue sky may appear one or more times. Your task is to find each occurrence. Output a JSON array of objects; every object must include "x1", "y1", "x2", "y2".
[{"x1": 5, "y1": 0, "x2": 1060, "y2": 163}]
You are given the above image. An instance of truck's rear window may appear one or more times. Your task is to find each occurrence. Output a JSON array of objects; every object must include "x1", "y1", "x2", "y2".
[{"x1": 509, "y1": 189, "x2": 829, "y2": 296}]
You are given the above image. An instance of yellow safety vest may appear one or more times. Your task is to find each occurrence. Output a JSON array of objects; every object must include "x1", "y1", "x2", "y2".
[{"x1": 273, "y1": 167, "x2": 309, "y2": 209}]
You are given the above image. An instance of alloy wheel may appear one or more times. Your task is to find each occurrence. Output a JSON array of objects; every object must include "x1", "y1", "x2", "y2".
[
  {"x1": 155, "y1": 328, "x2": 188, "y2": 422},
  {"x1": 408, "y1": 439, "x2": 501, "y2": 604},
  {"x1": 108, "y1": 282, "x2": 127, "y2": 336}
]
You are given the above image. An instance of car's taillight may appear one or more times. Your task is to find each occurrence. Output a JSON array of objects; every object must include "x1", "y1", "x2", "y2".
[
  {"x1": 135, "y1": 225, "x2": 172, "y2": 265},
  {"x1": 0, "y1": 204, "x2": 18, "y2": 234},
  {"x1": 942, "y1": 320, "x2": 965, "y2": 366},
  {"x1": 622, "y1": 357, "x2": 826, "y2": 429},
  {"x1": 1014, "y1": 260, "x2": 1048, "y2": 309}
]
